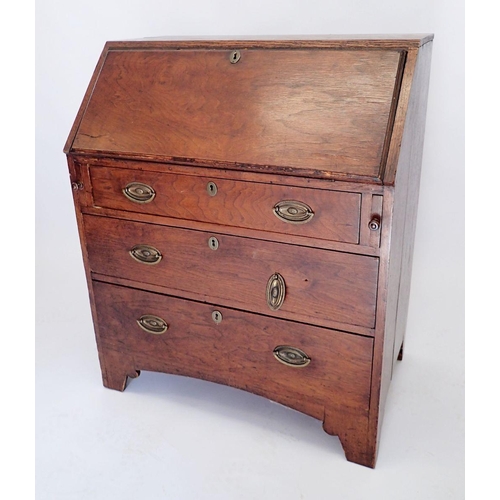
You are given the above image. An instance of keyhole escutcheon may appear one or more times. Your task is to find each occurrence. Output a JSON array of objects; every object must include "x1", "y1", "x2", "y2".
[
  {"x1": 208, "y1": 236, "x2": 219, "y2": 250},
  {"x1": 229, "y1": 50, "x2": 241, "y2": 64},
  {"x1": 207, "y1": 181, "x2": 218, "y2": 196},
  {"x1": 212, "y1": 310, "x2": 223, "y2": 324}
]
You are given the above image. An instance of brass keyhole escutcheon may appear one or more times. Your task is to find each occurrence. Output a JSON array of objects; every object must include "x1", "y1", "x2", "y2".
[
  {"x1": 208, "y1": 236, "x2": 219, "y2": 250},
  {"x1": 207, "y1": 181, "x2": 218, "y2": 196},
  {"x1": 229, "y1": 50, "x2": 241, "y2": 64},
  {"x1": 212, "y1": 310, "x2": 223, "y2": 324}
]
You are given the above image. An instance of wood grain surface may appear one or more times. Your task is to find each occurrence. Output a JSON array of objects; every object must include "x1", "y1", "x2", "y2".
[
  {"x1": 371, "y1": 42, "x2": 434, "y2": 454},
  {"x1": 83, "y1": 214, "x2": 379, "y2": 331},
  {"x1": 72, "y1": 49, "x2": 402, "y2": 179},
  {"x1": 108, "y1": 35, "x2": 433, "y2": 48},
  {"x1": 90, "y1": 165, "x2": 361, "y2": 244},
  {"x1": 64, "y1": 36, "x2": 434, "y2": 468},
  {"x1": 92, "y1": 281, "x2": 373, "y2": 418}
]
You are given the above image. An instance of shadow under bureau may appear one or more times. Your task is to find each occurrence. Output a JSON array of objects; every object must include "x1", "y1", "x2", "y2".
[{"x1": 64, "y1": 35, "x2": 433, "y2": 467}]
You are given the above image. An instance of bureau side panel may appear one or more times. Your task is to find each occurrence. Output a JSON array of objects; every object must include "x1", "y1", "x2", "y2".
[
  {"x1": 64, "y1": 45, "x2": 111, "y2": 154},
  {"x1": 66, "y1": 157, "x2": 136, "y2": 389},
  {"x1": 370, "y1": 41, "x2": 433, "y2": 456},
  {"x1": 391, "y1": 42, "x2": 433, "y2": 366}
]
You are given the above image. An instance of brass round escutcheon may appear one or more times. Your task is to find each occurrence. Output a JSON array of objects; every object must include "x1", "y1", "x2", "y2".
[{"x1": 368, "y1": 216, "x2": 381, "y2": 231}]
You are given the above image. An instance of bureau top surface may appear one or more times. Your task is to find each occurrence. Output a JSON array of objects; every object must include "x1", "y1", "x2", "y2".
[
  {"x1": 121, "y1": 34, "x2": 434, "y2": 46},
  {"x1": 66, "y1": 36, "x2": 433, "y2": 183}
]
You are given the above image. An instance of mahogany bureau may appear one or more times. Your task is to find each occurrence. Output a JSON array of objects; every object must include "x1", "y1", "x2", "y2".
[{"x1": 64, "y1": 35, "x2": 433, "y2": 467}]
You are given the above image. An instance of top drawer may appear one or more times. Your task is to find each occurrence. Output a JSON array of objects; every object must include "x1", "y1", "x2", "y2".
[{"x1": 89, "y1": 165, "x2": 361, "y2": 244}]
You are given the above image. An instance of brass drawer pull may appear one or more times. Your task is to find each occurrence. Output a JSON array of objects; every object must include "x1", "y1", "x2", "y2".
[
  {"x1": 273, "y1": 200, "x2": 314, "y2": 224},
  {"x1": 129, "y1": 244, "x2": 162, "y2": 265},
  {"x1": 123, "y1": 182, "x2": 156, "y2": 203},
  {"x1": 266, "y1": 273, "x2": 286, "y2": 311},
  {"x1": 137, "y1": 314, "x2": 168, "y2": 334},
  {"x1": 368, "y1": 216, "x2": 381, "y2": 231},
  {"x1": 273, "y1": 345, "x2": 311, "y2": 368}
]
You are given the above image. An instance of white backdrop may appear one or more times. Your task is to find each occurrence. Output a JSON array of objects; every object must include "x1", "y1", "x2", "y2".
[{"x1": 36, "y1": 1, "x2": 464, "y2": 499}]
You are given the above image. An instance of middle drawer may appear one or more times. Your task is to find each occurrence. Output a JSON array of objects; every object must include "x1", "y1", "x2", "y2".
[{"x1": 83, "y1": 215, "x2": 378, "y2": 333}]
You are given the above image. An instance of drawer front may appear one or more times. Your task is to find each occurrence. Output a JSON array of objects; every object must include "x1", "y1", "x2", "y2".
[
  {"x1": 84, "y1": 215, "x2": 378, "y2": 331},
  {"x1": 92, "y1": 281, "x2": 373, "y2": 417},
  {"x1": 90, "y1": 165, "x2": 361, "y2": 244}
]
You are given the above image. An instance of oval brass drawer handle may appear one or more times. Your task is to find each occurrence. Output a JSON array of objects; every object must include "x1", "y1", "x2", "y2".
[
  {"x1": 137, "y1": 314, "x2": 168, "y2": 334},
  {"x1": 273, "y1": 200, "x2": 314, "y2": 224},
  {"x1": 266, "y1": 272, "x2": 286, "y2": 311},
  {"x1": 273, "y1": 345, "x2": 311, "y2": 368},
  {"x1": 129, "y1": 244, "x2": 162, "y2": 265},
  {"x1": 123, "y1": 182, "x2": 156, "y2": 204}
]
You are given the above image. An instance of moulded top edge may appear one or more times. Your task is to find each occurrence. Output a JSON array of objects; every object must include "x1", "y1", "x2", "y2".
[{"x1": 107, "y1": 34, "x2": 434, "y2": 50}]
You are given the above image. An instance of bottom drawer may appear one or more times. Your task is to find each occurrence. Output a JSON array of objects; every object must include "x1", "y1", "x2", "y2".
[{"x1": 92, "y1": 281, "x2": 373, "y2": 419}]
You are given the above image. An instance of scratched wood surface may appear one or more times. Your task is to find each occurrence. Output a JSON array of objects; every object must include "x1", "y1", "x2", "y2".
[
  {"x1": 93, "y1": 281, "x2": 373, "y2": 417},
  {"x1": 65, "y1": 36, "x2": 434, "y2": 468},
  {"x1": 72, "y1": 49, "x2": 402, "y2": 180},
  {"x1": 83, "y1": 214, "x2": 379, "y2": 332},
  {"x1": 89, "y1": 165, "x2": 361, "y2": 244}
]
